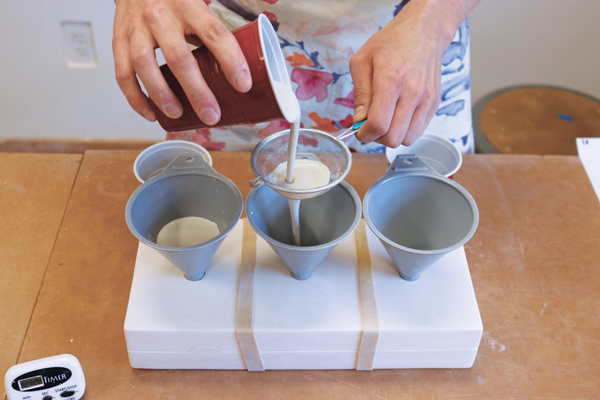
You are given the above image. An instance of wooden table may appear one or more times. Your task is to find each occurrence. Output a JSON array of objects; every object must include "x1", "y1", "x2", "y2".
[{"x1": 2, "y1": 151, "x2": 600, "y2": 399}]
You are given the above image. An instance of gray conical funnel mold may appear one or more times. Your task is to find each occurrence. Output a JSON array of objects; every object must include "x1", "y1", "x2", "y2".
[
  {"x1": 246, "y1": 180, "x2": 361, "y2": 280},
  {"x1": 364, "y1": 155, "x2": 479, "y2": 281},
  {"x1": 126, "y1": 154, "x2": 243, "y2": 280}
]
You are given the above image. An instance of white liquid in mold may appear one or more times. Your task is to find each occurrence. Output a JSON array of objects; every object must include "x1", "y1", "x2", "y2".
[
  {"x1": 268, "y1": 159, "x2": 331, "y2": 190},
  {"x1": 156, "y1": 216, "x2": 220, "y2": 247}
]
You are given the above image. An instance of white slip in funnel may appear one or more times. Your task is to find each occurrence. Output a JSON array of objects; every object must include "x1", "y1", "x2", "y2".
[{"x1": 126, "y1": 154, "x2": 243, "y2": 280}]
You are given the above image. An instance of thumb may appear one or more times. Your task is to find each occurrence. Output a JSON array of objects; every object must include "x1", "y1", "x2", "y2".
[
  {"x1": 349, "y1": 58, "x2": 372, "y2": 125},
  {"x1": 352, "y1": 84, "x2": 371, "y2": 125},
  {"x1": 352, "y1": 81, "x2": 371, "y2": 142}
]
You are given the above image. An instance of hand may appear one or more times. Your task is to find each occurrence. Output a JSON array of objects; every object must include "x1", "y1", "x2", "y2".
[
  {"x1": 350, "y1": 0, "x2": 478, "y2": 148},
  {"x1": 112, "y1": 0, "x2": 252, "y2": 125}
]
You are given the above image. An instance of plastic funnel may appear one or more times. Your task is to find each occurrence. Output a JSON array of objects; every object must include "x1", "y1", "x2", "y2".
[
  {"x1": 246, "y1": 181, "x2": 361, "y2": 280},
  {"x1": 126, "y1": 154, "x2": 243, "y2": 280},
  {"x1": 134, "y1": 141, "x2": 212, "y2": 183},
  {"x1": 385, "y1": 133, "x2": 463, "y2": 178},
  {"x1": 364, "y1": 155, "x2": 478, "y2": 281}
]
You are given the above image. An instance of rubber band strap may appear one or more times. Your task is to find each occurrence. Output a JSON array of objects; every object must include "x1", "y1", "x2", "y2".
[
  {"x1": 235, "y1": 219, "x2": 265, "y2": 371},
  {"x1": 355, "y1": 220, "x2": 380, "y2": 370}
]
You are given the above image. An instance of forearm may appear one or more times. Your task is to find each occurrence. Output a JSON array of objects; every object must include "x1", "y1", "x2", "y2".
[{"x1": 392, "y1": 0, "x2": 481, "y2": 50}]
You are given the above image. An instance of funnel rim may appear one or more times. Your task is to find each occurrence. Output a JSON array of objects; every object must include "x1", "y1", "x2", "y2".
[
  {"x1": 363, "y1": 173, "x2": 479, "y2": 255},
  {"x1": 245, "y1": 180, "x2": 362, "y2": 251},
  {"x1": 385, "y1": 132, "x2": 462, "y2": 178},
  {"x1": 133, "y1": 141, "x2": 212, "y2": 183},
  {"x1": 125, "y1": 171, "x2": 244, "y2": 252}
]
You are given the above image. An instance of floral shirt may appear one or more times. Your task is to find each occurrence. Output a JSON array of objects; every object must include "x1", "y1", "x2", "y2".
[{"x1": 167, "y1": 0, "x2": 474, "y2": 154}]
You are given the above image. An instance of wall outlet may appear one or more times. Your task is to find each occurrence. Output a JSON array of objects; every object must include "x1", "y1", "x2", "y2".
[{"x1": 61, "y1": 21, "x2": 98, "y2": 68}]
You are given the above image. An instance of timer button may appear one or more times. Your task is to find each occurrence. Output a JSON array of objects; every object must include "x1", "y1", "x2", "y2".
[
  {"x1": 43, "y1": 396, "x2": 53, "y2": 400},
  {"x1": 60, "y1": 391, "x2": 75, "y2": 397}
]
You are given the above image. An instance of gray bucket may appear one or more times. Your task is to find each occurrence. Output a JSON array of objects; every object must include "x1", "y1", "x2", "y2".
[
  {"x1": 363, "y1": 155, "x2": 479, "y2": 281},
  {"x1": 246, "y1": 180, "x2": 362, "y2": 280},
  {"x1": 125, "y1": 154, "x2": 243, "y2": 280}
]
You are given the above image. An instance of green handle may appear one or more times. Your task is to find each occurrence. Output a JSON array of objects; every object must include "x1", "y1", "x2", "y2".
[{"x1": 353, "y1": 120, "x2": 366, "y2": 130}]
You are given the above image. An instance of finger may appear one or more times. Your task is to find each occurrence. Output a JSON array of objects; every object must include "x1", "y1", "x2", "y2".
[
  {"x1": 380, "y1": 100, "x2": 425, "y2": 148},
  {"x1": 349, "y1": 53, "x2": 372, "y2": 126},
  {"x1": 372, "y1": 96, "x2": 414, "y2": 148},
  {"x1": 129, "y1": 28, "x2": 184, "y2": 120},
  {"x1": 145, "y1": 4, "x2": 220, "y2": 125},
  {"x1": 356, "y1": 64, "x2": 402, "y2": 144},
  {"x1": 401, "y1": 92, "x2": 438, "y2": 147},
  {"x1": 413, "y1": 67, "x2": 442, "y2": 144},
  {"x1": 401, "y1": 71, "x2": 440, "y2": 146},
  {"x1": 113, "y1": 34, "x2": 156, "y2": 122},
  {"x1": 185, "y1": 10, "x2": 252, "y2": 93}
]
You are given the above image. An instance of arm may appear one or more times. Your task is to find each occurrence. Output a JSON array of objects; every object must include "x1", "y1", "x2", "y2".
[
  {"x1": 112, "y1": 0, "x2": 252, "y2": 125},
  {"x1": 350, "y1": 0, "x2": 481, "y2": 147}
]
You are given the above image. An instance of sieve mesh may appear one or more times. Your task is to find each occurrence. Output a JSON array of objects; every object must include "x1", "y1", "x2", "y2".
[{"x1": 250, "y1": 128, "x2": 352, "y2": 200}]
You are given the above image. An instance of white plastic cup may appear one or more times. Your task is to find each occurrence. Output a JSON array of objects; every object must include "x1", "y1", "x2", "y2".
[
  {"x1": 134, "y1": 141, "x2": 212, "y2": 183},
  {"x1": 385, "y1": 133, "x2": 462, "y2": 178},
  {"x1": 149, "y1": 14, "x2": 299, "y2": 131}
]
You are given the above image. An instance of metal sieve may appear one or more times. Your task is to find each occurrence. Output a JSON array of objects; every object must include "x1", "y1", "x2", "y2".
[{"x1": 250, "y1": 128, "x2": 353, "y2": 200}]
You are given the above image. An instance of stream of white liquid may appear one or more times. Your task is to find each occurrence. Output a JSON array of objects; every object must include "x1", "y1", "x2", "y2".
[
  {"x1": 268, "y1": 154, "x2": 332, "y2": 246},
  {"x1": 272, "y1": 82, "x2": 332, "y2": 247},
  {"x1": 286, "y1": 121, "x2": 301, "y2": 246},
  {"x1": 267, "y1": 151, "x2": 331, "y2": 246}
]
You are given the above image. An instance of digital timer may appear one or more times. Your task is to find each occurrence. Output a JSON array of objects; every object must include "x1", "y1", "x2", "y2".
[{"x1": 4, "y1": 354, "x2": 85, "y2": 400}]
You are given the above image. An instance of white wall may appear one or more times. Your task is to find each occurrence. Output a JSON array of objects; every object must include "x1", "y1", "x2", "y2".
[
  {"x1": 1, "y1": 0, "x2": 599, "y2": 142},
  {"x1": 0, "y1": 1, "x2": 164, "y2": 142},
  {"x1": 469, "y1": 0, "x2": 600, "y2": 105}
]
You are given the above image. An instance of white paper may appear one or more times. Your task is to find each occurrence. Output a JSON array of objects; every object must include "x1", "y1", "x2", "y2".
[{"x1": 577, "y1": 138, "x2": 600, "y2": 202}]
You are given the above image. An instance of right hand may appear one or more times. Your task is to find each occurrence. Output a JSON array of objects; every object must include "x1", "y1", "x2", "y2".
[{"x1": 112, "y1": 0, "x2": 252, "y2": 125}]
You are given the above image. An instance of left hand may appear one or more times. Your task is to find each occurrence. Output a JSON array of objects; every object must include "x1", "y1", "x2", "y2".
[{"x1": 350, "y1": 0, "x2": 478, "y2": 148}]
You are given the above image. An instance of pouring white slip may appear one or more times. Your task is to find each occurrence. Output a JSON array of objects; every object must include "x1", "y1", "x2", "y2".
[
  {"x1": 268, "y1": 157, "x2": 332, "y2": 246},
  {"x1": 249, "y1": 128, "x2": 353, "y2": 248}
]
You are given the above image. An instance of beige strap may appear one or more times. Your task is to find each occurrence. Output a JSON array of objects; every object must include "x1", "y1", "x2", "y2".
[
  {"x1": 235, "y1": 219, "x2": 265, "y2": 371},
  {"x1": 355, "y1": 220, "x2": 380, "y2": 370}
]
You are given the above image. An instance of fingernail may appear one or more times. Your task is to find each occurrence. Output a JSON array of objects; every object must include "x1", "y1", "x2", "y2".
[
  {"x1": 233, "y1": 70, "x2": 252, "y2": 92},
  {"x1": 164, "y1": 102, "x2": 183, "y2": 119},
  {"x1": 199, "y1": 108, "x2": 219, "y2": 125},
  {"x1": 354, "y1": 105, "x2": 365, "y2": 121},
  {"x1": 141, "y1": 108, "x2": 156, "y2": 122}
]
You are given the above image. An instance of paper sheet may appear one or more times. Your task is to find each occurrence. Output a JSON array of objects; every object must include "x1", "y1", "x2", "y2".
[{"x1": 577, "y1": 138, "x2": 600, "y2": 202}]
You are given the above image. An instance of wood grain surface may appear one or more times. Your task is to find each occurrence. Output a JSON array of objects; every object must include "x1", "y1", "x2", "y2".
[
  {"x1": 0, "y1": 153, "x2": 81, "y2": 380},
  {"x1": 7, "y1": 151, "x2": 600, "y2": 399}
]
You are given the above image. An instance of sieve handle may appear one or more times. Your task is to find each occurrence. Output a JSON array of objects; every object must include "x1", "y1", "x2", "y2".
[
  {"x1": 337, "y1": 119, "x2": 366, "y2": 140},
  {"x1": 249, "y1": 177, "x2": 264, "y2": 188},
  {"x1": 383, "y1": 154, "x2": 440, "y2": 179}
]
